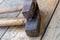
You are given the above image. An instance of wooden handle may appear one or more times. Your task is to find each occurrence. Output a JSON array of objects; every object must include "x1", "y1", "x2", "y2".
[
  {"x1": 0, "y1": 18, "x2": 26, "y2": 26},
  {"x1": 0, "y1": 5, "x2": 23, "y2": 14},
  {"x1": 0, "y1": 8, "x2": 22, "y2": 14},
  {"x1": 0, "y1": 7, "x2": 22, "y2": 14}
]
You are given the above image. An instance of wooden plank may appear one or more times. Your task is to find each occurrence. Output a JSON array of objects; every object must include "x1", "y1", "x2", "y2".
[
  {"x1": 0, "y1": 12, "x2": 19, "y2": 39},
  {"x1": 0, "y1": 0, "x2": 24, "y2": 39},
  {"x1": 1, "y1": 26, "x2": 41, "y2": 40},
  {"x1": 0, "y1": 0, "x2": 24, "y2": 38},
  {"x1": 37, "y1": 0, "x2": 58, "y2": 34},
  {"x1": 0, "y1": 12, "x2": 19, "y2": 18},
  {"x1": 0, "y1": 0, "x2": 24, "y2": 13},
  {"x1": 1, "y1": 0, "x2": 58, "y2": 40},
  {"x1": 42, "y1": 1, "x2": 60, "y2": 40}
]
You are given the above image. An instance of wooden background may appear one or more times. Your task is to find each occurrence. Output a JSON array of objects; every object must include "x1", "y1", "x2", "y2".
[{"x1": 0, "y1": 0, "x2": 59, "y2": 40}]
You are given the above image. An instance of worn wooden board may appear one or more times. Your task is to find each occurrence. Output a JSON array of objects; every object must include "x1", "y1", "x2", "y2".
[
  {"x1": 1, "y1": 27, "x2": 41, "y2": 40},
  {"x1": 1, "y1": 0, "x2": 59, "y2": 40},
  {"x1": 0, "y1": 12, "x2": 19, "y2": 39},
  {"x1": 0, "y1": 12, "x2": 19, "y2": 18},
  {"x1": 37, "y1": 0, "x2": 58, "y2": 34},
  {"x1": 0, "y1": 0, "x2": 24, "y2": 39},
  {"x1": 42, "y1": 1, "x2": 60, "y2": 40},
  {"x1": 0, "y1": 0, "x2": 24, "y2": 13}
]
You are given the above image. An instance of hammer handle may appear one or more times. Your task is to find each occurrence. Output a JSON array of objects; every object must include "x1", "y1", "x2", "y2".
[
  {"x1": 0, "y1": 8, "x2": 22, "y2": 14},
  {"x1": 0, "y1": 18, "x2": 25, "y2": 26}
]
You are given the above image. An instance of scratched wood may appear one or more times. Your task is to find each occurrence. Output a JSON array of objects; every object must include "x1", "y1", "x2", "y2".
[
  {"x1": 1, "y1": 0, "x2": 58, "y2": 40},
  {"x1": 0, "y1": 12, "x2": 19, "y2": 39},
  {"x1": 0, "y1": 0, "x2": 24, "y2": 13},
  {"x1": 0, "y1": 0, "x2": 24, "y2": 39},
  {"x1": 42, "y1": 1, "x2": 60, "y2": 40},
  {"x1": 37, "y1": 0, "x2": 58, "y2": 34}
]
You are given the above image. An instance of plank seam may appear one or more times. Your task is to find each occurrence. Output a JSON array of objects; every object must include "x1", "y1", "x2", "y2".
[
  {"x1": 0, "y1": 11, "x2": 21, "y2": 39},
  {"x1": 40, "y1": 0, "x2": 60, "y2": 40}
]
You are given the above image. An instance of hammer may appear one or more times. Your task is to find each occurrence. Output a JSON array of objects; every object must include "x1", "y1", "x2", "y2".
[
  {"x1": 0, "y1": 0, "x2": 40, "y2": 37},
  {"x1": 22, "y1": 0, "x2": 41, "y2": 37}
]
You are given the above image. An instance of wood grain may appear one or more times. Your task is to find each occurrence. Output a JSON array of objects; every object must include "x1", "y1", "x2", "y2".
[
  {"x1": 1, "y1": 0, "x2": 58, "y2": 40},
  {"x1": 37, "y1": 0, "x2": 58, "y2": 34},
  {"x1": 0, "y1": 8, "x2": 22, "y2": 14},
  {"x1": 0, "y1": 12, "x2": 19, "y2": 39},
  {"x1": 0, "y1": 18, "x2": 25, "y2": 26},
  {"x1": 0, "y1": 0, "x2": 24, "y2": 39},
  {"x1": 42, "y1": 1, "x2": 60, "y2": 40},
  {"x1": 0, "y1": 0, "x2": 24, "y2": 13}
]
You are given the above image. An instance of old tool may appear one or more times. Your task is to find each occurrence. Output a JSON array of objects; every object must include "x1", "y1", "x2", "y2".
[
  {"x1": 0, "y1": 0, "x2": 40, "y2": 37},
  {"x1": 0, "y1": 18, "x2": 25, "y2": 26},
  {"x1": 22, "y1": 0, "x2": 40, "y2": 37}
]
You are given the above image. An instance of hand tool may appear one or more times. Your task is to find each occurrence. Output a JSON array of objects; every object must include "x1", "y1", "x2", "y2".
[
  {"x1": 0, "y1": 0, "x2": 40, "y2": 37},
  {"x1": 22, "y1": 0, "x2": 41, "y2": 37}
]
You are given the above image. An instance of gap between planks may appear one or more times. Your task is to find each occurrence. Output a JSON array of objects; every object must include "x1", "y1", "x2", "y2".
[
  {"x1": 42, "y1": 1, "x2": 60, "y2": 40},
  {"x1": 0, "y1": 0, "x2": 59, "y2": 40},
  {"x1": 40, "y1": 0, "x2": 60, "y2": 40},
  {"x1": 0, "y1": 0, "x2": 24, "y2": 39},
  {"x1": 0, "y1": 12, "x2": 20, "y2": 39}
]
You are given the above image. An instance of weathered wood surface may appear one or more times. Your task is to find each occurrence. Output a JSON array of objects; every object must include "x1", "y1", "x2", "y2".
[
  {"x1": 42, "y1": 1, "x2": 60, "y2": 40},
  {"x1": 0, "y1": 0, "x2": 24, "y2": 39},
  {"x1": 0, "y1": 12, "x2": 19, "y2": 39},
  {"x1": 0, "y1": 0, "x2": 24, "y2": 13},
  {"x1": 37, "y1": 0, "x2": 58, "y2": 34},
  {"x1": 0, "y1": 0, "x2": 58, "y2": 40}
]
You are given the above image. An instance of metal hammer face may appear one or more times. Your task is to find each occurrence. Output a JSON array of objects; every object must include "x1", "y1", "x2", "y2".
[{"x1": 22, "y1": 0, "x2": 40, "y2": 37}]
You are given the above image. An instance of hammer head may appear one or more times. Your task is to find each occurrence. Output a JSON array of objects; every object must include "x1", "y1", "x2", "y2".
[
  {"x1": 25, "y1": 10, "x2": 40, "y2": 37},
  {"x1": 22, "y1": 0, "x2": 36, "y2": 19},
  {"x1": 22, "y1": 0, "x2": 40, "y2": 37}
]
